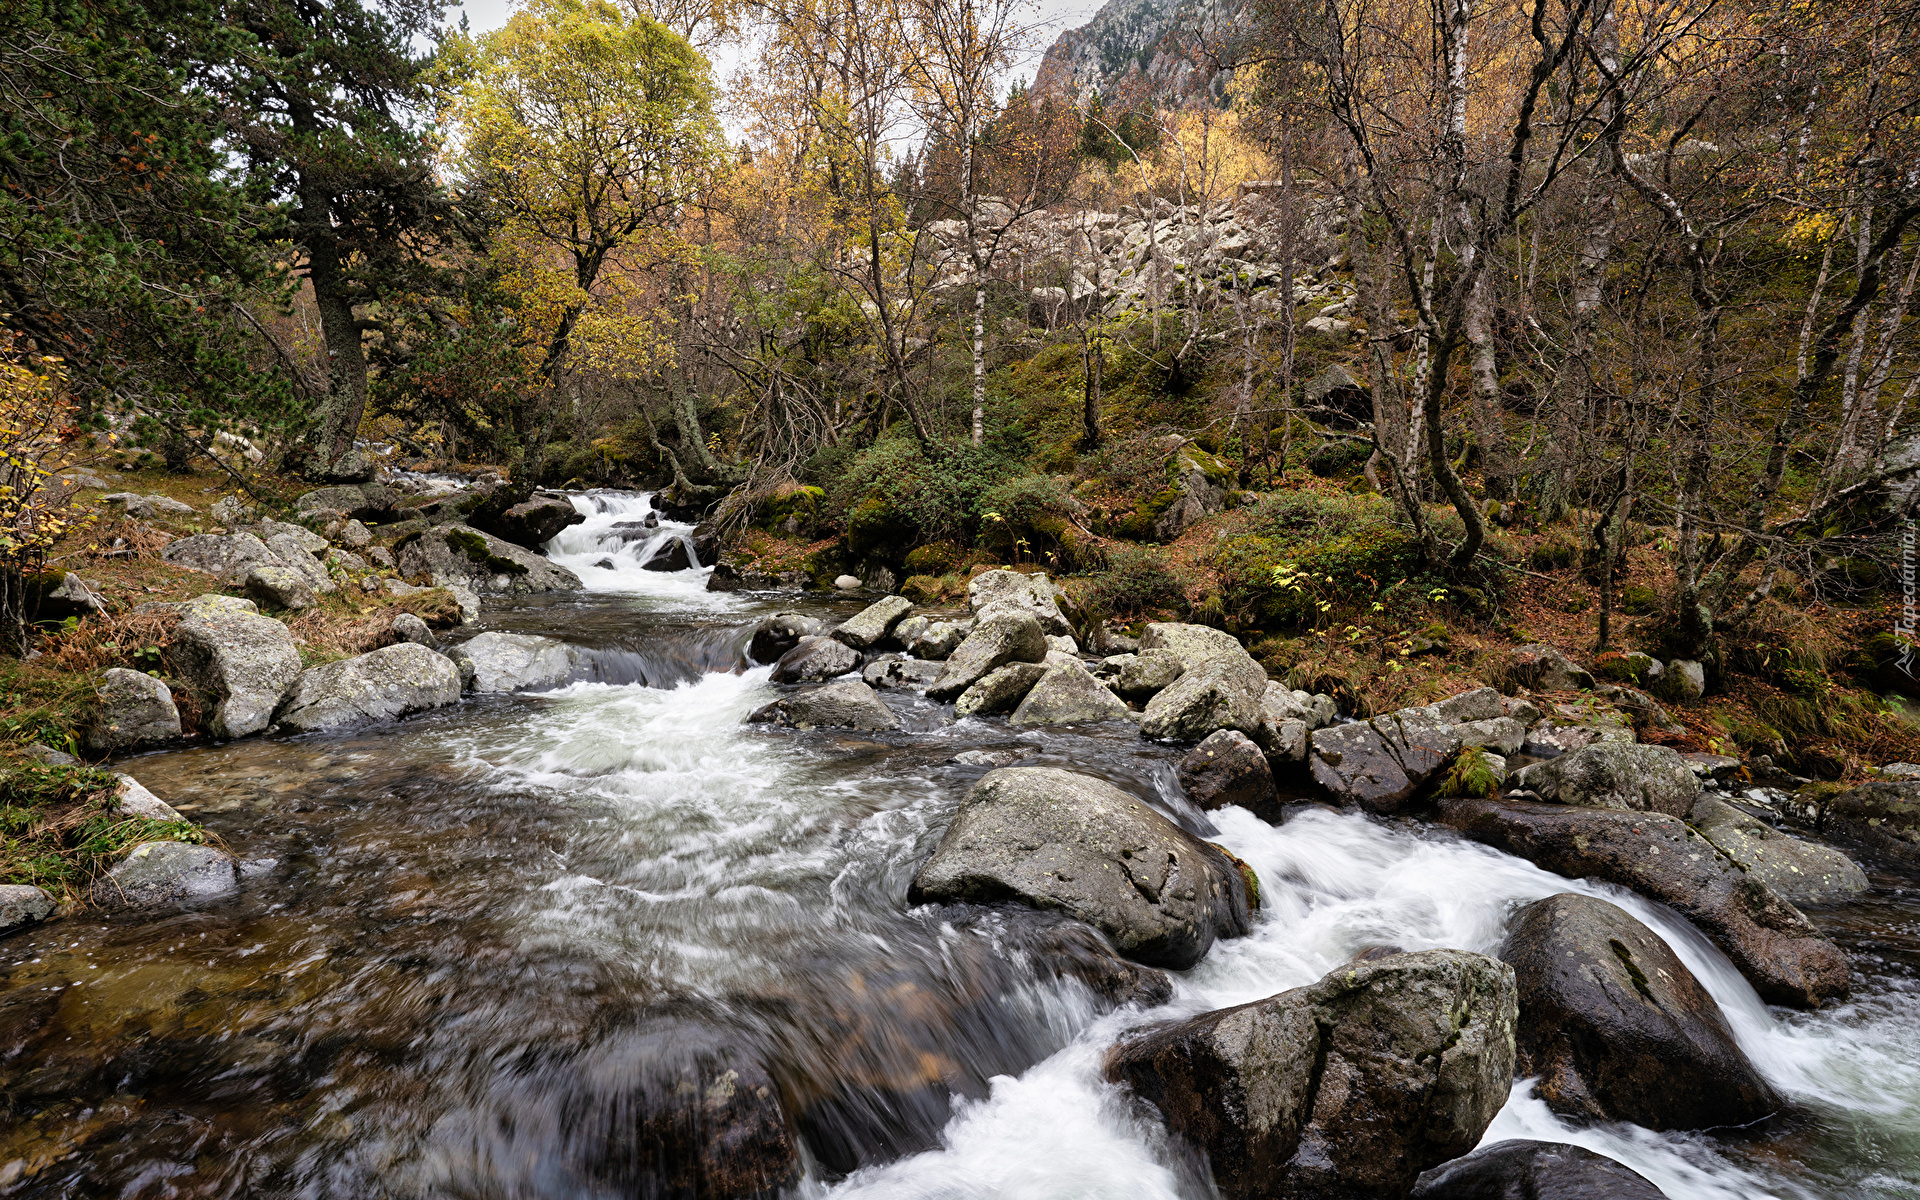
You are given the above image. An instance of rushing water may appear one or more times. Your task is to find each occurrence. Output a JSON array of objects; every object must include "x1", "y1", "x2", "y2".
[{"x1": 2, "y1": 491, "x2": 1918, "y2": 1198}]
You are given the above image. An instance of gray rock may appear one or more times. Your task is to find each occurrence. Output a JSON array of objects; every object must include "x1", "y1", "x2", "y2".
[
  {"x1": 1795, "y1": 781, "x2": 1920, "y2": 865},
  {"x1": 1009, "y1": 660, "x2": 1131, "y2": 726},
  {"x1": 87, "y1": 668, "x2": 180, "y2": 752},
  {"x1": 390, "y1": 612, "x2": 436, "y2": 647},
  {"x1": 1371, "y1": 705, "x2": 1462, "y2": 782},
  {"x1": 1139, "y1": 653, "x2": 1266, "y2": 742},
  {"x1": 769, "y1": 635, "x2": 860, "y2": 684},
  {"x1": 92, "y1": 841, "x2": 237, "y2": 908},
  {"x1": 955, "y1": 662, "x2": 1048, "y2": 716},
  {"x1": 328, "y1": 548, "x2": 369, "y2": 573},
  {"x1": 1046, "y1": 633, "x2": 1080, "y2": 654},
  {"x1": 444, "y1": 583, "x2": 481, "y2": 624},
  {"x1": 1521, "y1": 719, "x2": 1635, "y2": 758},
  {"x1": 1412, "y1": 1141, "x2": 1667, "y2": 1200},
  {"x1": 101, "y1": 491, "x2": 193, "y2": 518},
  {"x1": 294, "y1": 483, "x2": 384, "y2": 520},
  {"x1": 172, "y1": 610, "x2": 304, "y2": 738},
  {"x1": 861, "y1": 656, "x2": 943, "y2": 690},
  {"x1": 1434, "y1": 685, "x2": 1505, "y2": 724},
  {"x1": 161, "y1": 532, "x2": 281, "y2": 583},
  {"x1": 1666, "y1": 658, "x2": 1707, "y2": 700},
  {"x1": 211, "y1": 495, "x2": 251, "y2": 524},
  {"x1": 1690, "y1": 797, "x2": 1867, "y2": 905},
  {"x1": 367, "y1": 545, "x2": 396, "y2": 570},
  {"x1": 24, "y1": 743, "x2": 77, "y2": 766},
  {"x1": 747, "y1": 679, "x2": 899, "y2": 731},
  {"x1": 1501, "y1": 892, "x2": 1780, "y2": 1129},
  {"x1": 892, "y1": 615, "x2": 930, "y2": 647},
  {"x1": 1882, "y1": 762, "x2": 1920, "y2": 781},
  {"x1": 395, "y1": 525, "x2": 583, "y2": 594},
  {"x1": 1515, "y1": 742, "x2": 1701, "y2": 817},
  {"x1": 264, "y1": 531, "x2": 339, "y2": 595},
  {"x1": 0, "y1": 884, "x2": 57, "y2": 938},
  {"x1": 831, "y1": 595, "x2": 914, "y2": 650},
  {"x1": 1137, "y1": 621, "x2": 1244, "y2": 670},
  {"x1": 1113, "y1": 649, "x2": 1186, "y2": 700},
  {"x1": 243, "y1": 563, "x2": 317, "y2": 611},
  {"x1": 1451, "y1": 716, "x2": 1526, "y2": 756},
  {"x1": 341, "y1": 519, "x2": 374, "y2": 548},
  {"x1": 256, "y1": 519, "x2": 328, "y2": 553},
  {"x1": 910, "y1": 767, "x2": 1251, "y2": 968},
  {"x1": 906, "y1": 620, "x2": 964, "y2": 660},
  {"x1": 113, "y1": 775, "x2": 182, "y2": 821},
  {"x1": 833, "y1": 574, "x2": 862, "y2": 590},
  {"x1": 473, "y1": 495, "x2": 585, "y2": 548},
  {"x1": 1104, "y1": 949, "x2": 1517, "y2": 1200},
  {"x1": 276, "y1": 643, "x2": 463, "y2": 731},
  {"x1": 1178, "y1": 730, "x2": 1278, "y2": 818},
  {"x1": 1681, "y1": 752, "x2": 1744, "y2": 781},
  {"x1": 458, "y1": 632, "x2": 580, "y2": 693},
  {"x1": 947, "y1": 748, "x2": 1033, "y2": 768},
  {"x1": 36, "y1": 572, "x2": 104, "y2": 619},
  {"x1": 928, "y1": 607, "x2": 1049, "y2": 701},
  {"x1": 749, "y1": 613, "x2": 822, "y2": 664},
  {"x1": 967, "y1": 569, "x2": 1072, "y2": 636},
  {"x1": 1504, "y1": 695, "x2": 1545, "y2": 724},
  {"x1": 1307, "y1": 705, "x2": 1461, "y2": 813},
  {"x1": 1500, "y1": 643, "x2": 1596, "y2": 693}
]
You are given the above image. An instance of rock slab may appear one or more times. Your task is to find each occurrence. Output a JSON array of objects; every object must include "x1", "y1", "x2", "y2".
[
  {"x1": 1691, "y1": 797, "x2": 1867, "y2": 905},
  {"x1": 1515, "y1": 742, "x2": 1701, "y2": 817},
  {"x1": 1411, "y1": 1140, "x2": 1667, "y2": 1200},
  {"x1": 458, "y1": 632, "x2": 579, "y2": 693},
  {"x1": 747, "y1": 679, "x2": 900, "y2": 731},
  {"x1": 92, "y1": 841, "x2": 237, "y2": 908},
  {"x1": 276, "y1": 643, "x2": 463, "y2": 731}
]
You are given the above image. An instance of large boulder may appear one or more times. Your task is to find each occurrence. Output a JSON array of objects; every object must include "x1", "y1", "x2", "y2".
[
  {"x1": 1139, "y1": 653, "x2": 1266, "y2": 742},
  {"x1": 1110, "y1": 649, "x2": 1187, "y2": 700},
  {"x1": 91, "y1": 841, "x2": 237, "y2": 908},
  {"x1": 1104, "y1": 950, "x2": 1517, "y2": 1200},
  {"x1": 1497, "y1": 643, "x2": 1596, "y2": 693},
  {"x1": 909, "y1": 767, "x2": 1251, "y2": 969},
  {"x1": 1450, "y1": 716, "x2": 1526, "y2": 756},
  {"x1": 293, "y1": 483, "x2": 394, "y2": 522},
  {"x1": 86, "y1": 667, "x2": 181, "y2": 752},
  {"x1": 928, "y1": 607, "x2": 1049, "y2": 700},
  {"x1": 1009, "y1": 660, "x2": 1131, "y2": 726},
  {"x1": 954, "y1": 662, "x2": 1047, "y2": 717},
  {"x1": 1434, "y1": 686, "x2": 1505, "y2": 724},
  {"x1": 264, "y1": 531, "x2": 339, "y2": 595},
  {"x1": 275, "y1": 643, "x2": 463, "y2": 732},
  {"x1": 905, "y1": 619, "x2": 964, "y2": 660},
  {"x1": 172, "y1": 610, "x2": 304, "y2": 738},
  {"x1": 1307, "y1": 707, "x2": 1461, "y2": 814},
  {"x1": 1178, "y1": 730, "x2": 1279, "y2": 819},
  {"x1": 831, "y1": 595, "x2": 914, "y2": 650},
  {"x1": 1438, "y1": 797, "x2": 1850, "y2": 1009},
  {"x1": 456, "y1": 632, "x2": 580, "y2": 693},
  {"x1": 1151, "y1": 446, "x2": 1229, "y2": 541},
  {"x1": 1411, "y1": 1141, "x2": 1667, "y2": 1200},
  {"x1": 243, "y1": 563, "x2": 317, "y2": 611},
  {"x1": 161, "y1": 532, "x2": 281, "y2": 584},
  {"x1": 1690, "y1": 797, "x2": 1867, "y2": 905},
  {"x1": 747, "y1": 678, "x2": 899, "y2": 731},
  {"x1": 642, "y1": 538, "x2": 693, "y2": 571},
  {"x1": 769, "y1": 636, "x2": 859, "y2": 684},
  {"x1": 472, "y1": 495, "x2": 585, "y2": 548},
  {"x1": 967, "y1": 569, "x2": 1072, "y2": 636},
  {"x1": 1805, "y1": 781, "x2": 1920, "y2": 863},
  {"x1": 1500, "y1": 893, "x2": 1781, "y2": 1129},
  {"x1": 1138, "y1": 621, "x2": 1244, "y2": 670},
  {"x1": 395, "y1": 526, "x2": 583, "y2": 595},
  {"x1": 1514, "y1": 742, "x2": 1701, "y2": 817},
  {"x1": 0, "y1": 884, "x2": 57, "y2": 938},
  {"x1": 748, "y1": 613, "x2": 821, "y2": 664}
]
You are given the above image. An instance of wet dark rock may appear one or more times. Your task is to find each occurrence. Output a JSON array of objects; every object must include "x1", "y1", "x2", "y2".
[
  {"x1": 172, "y1": 609, "x2": 304, "y2": 738},
  {"x1": 1139, "y1": 653, "x2": 1266, "y2": 743},
  {"x1": 0, "y1": 884, "x2": 56, "y2": 938},
  {"x1": 276, "y1": 643, "x2": 464, "y2": 732},
  {"x1": 706, "y1": 562, "x2": 743, "y2": 591},
  {"x1": 748, "y1": 613, "x2": 821, "y2": 664},
  {"x1": 1690, "y1": 796, "x2": 1867, "y2": 904},
  {"x1": 967, "y1": 569, "x2": 1073, "y2": 636},
  {"x1": 397, "y1": 525, "x2": 583, "y2": 594},
  {"x1": 1010, "y1": 660, "x2": 1131, "y2": 726},
  {"x1": 831, "y1": 595, "x2": 914, "y2": 650},
  {"x1": 1500, "y1": 893, "x2": 1780, "y2": 1129},
  {"x1": 747, "y1": 679, "x2": 899, "y2": 731},
  {"x1": 1104, "y1": 949, "x2": 1517, "y2": 1200},
  {"x1": 769, "y1": 636, "x2": 859, "y2": 684},
  {"x1": 862, "y1": 656, "x2": 943, "y2": 690},
  {"x1": 1411, "y1": 1140, "x2": 1667, "y2": 1199},
  {"x1": 928, "y1": 607, "x2": 1049, "y2": 701},
  {"x1": 909, "y1": 766, "x2": 1251, "y2": 969},
  {"x1": 1806, "y1": 781, "x2": 1920, "y2": 863},
  {"x1": 1514, "y1": 742, "x2": 1700, "y2": 817},
  {"x1": 1178, "y1": 730, "x2": 1278, "y2": 819},
  {"x1": 690, "y1": 531, "x2": 721, "y2": 566},
  {"x1": 86, "y1": 667, "x2": 181, "y2": 752},
  {"x1": 641, "y1": 537, "x2": 693, "y2": 572},
  {"x1": 472, "y1": 495, "x2": 584, "y2": 547},
  {"x1": 91, "y1": 841, "x2": 238, "y2": 908},
  {"x1": 457, "y1": 631, "x2": 579, "y2": 693},
  {"x1": 1307, "y1": 706, "x2": 1459, "y2": 814},
  {"x1": 954, "y1": 662, "x2": 1048, "y2": 717},
  {"x1": 1438, "y1": 797, "x2": 1849, "y2": 1009}
]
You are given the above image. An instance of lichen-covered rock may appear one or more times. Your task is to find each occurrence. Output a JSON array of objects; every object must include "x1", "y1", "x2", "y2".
[
  {"x1": 1690, "y1": 796, "x2": 1867, "y2": 905},
  {"x1": 172, "y1": 610, "x2": 303, "y2": 738},
  {"x1": 1178, "y1": 730, "x2": 1278, "y2": 819},
  {"x1": 1139, "y1": 653, "x2": 1266, "y2": 742},
  {"x1": 909, "y1": 767, "x2": 1251, "y2": 968},
  {"x1": 831, "y1": 595, "x2": 914, "y2": 650},
  {"x1": 967, "y1": 569, "x2": 1073, "y2": 636},
  {"x1": 747, "y1": 678, "x2": 900, "y2": 731},
  {"x1": 1009, "y1": 660, "x2": 1131, "y2": 726},
  {"x1": 955, "y1": 662, "x2": 1047, "y2": 717},
  {"x1": 769, "y1": 635, "x2": 860, "y2": 684},
  {"x1": 1806, "y1": 781, "x2": 1920, "y2": 864},
  {"x1": 1137, "y1": 621, "x2": 1244, "y2": 670},
  {"x1": 1515, "y1": 742, "x2": 1701, "y2": 817},
  {"x1": 161, "y1": 532, "x2": 281, "y2": 583},
  {"x1": 861, "y1": 656, "x2": 943, "y2": 690},
  {"x1": 396, "y1": 525, "x2": 583, "y2": 594},
  {"x1": 0, "y1": 884, "x2": 56, "y2": 938},
  {"x1": 1112, "y1": 649, "x2": 1186, "y2": 699},
  {"x1": 457, "y1": 632, "x2": 580, "y2": 693},
  {"x1": 906, "y1": 619, "x2": 964, "y2": 661},
  {"x1": 276, "y1": 643, "x2": 464, "y2": 731},
  {"x1": 263, "y1": 531, "x2": 340, "y2": 595},
  {"x1": 1411, "y1": 1141, "x2": 1667, "y2": 1200},
  {"x1": 243, "y1": 563, "x2": 317, "y2": 611},
  {"x1": 1500, "y1": 893, "x2": 1780, "y2": 1129},
  {"x1": 1434, "y1": 686, "x2": 1505, "y2": 724},
  {"x1": 92, "y1": 841, "x2": 237, "y2": 908},
  {"x1": 391, "y1": 612, "x2": 436, "y2": 647},
  {"x1": 1104, "y1": 950, "x2": 1517, "y2": 1200},
  {"x1": 748, "y1": 613, "x2": 821, "y2": 664},
  {"x1": 928, "y1": 607, "x2": 1049, "y2": 700},
  {"x1": 87, "y1": 667, "x2": 180, "y2": 752},
  {"x1": 1450, "y1": 716, "x2": 1526, "y2": 756}
]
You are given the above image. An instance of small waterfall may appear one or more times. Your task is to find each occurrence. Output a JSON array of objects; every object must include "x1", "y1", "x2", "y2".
[{"x1": 543, "y1": 491, "x2": 736, "y2": 606}]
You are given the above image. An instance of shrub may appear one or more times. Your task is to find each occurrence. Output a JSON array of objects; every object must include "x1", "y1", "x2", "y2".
[
  {"x1": 1078, "y1": 544, "x2": 1186, "y2": 617},
  {"x1": 831, "y1": 438, "x2": 1024, "y2": 547},
  {"x1": 1436, "y1": 747, "x2": 1500, "y2": 798},
  {"x1": 1307, "y1": 439, "x2": 1371, "y2": 478},
  {"x1": 1, "y1": 761, "x2": 208, "y2": 899}
]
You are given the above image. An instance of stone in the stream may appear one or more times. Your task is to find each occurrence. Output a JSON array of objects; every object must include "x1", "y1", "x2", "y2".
[
  {"x1": 1178, "y1": 730, "x2": 1278, "y2": 819},
  {"x1": 1450, "y1": 716, "x2": 1526, "y2": 756},
  {"x1": 472, "y1": 495, "x2": 584, "y2": 547},
  {"x1": 927, "y1": 607, "x2": 1048, "y2": 701},
  {"x1": 160, "y1": 531, "x2": 282, "y2": 583},
  {"x1": 862, "y1": 656, "x2": 943, "y2": 690},
  {"x1": 86, "y1": 667, "x2": 181, "y2": 752},
  {"x1": 1514, "y1": 742, "x2": 1700, "y2": 817},
  {"x1": 1803, "y1": 781, "x2": 1920, "y2": 863},
  {"x1": 243, "y1": 563, "x2": 317, "y2": 611},
  {"x1": 1500, "y1": 893, "x2": 1781, "y2": 1129},
  {"x1": 967, "y1": 568, "x2": 1073, "y2": 636},
  {"x1": 831, "y1": 595, "x2": 914, "y2": 650},
  {"x1": 276, "y1": 643, "x2": 464, "y2": 732},
  {"x1": 834, "y1": 573, "x2": 862, "y2": 590},
  {"x1": 1690, "y1": 796, "x2": 1867, "y2": 905},
  {"x1": 1438, "y1": 797, "x2": 1849, "y2": 1009},
  {"x1": 641, "y1": 537, "x2": 692, "y2": 571},
  {"x1": 1104, "y1": 949, "x2": 1517, "y2": 1200},
  {"x1": 1411, "y1": 1140, "x2": 1667, "y2": 1200},
  {"x1": 1306, "y1": 705, "x2": 1461, "y2": 813},
  {"x1": 1139, "y1": 653, "x2": 1266, "y2": 743},
  {"x1": 747, "y1": 678, "x2": 899, "y2": 731},
  {"x1": 954, "y1": 662, "x2": 1047, "y2": 717},
  {"x1": 172, "y1": 609, "x2": 304, "y2": 738},
  {"x1": 1010, "y1": 660, "x2": 1131, "y2": 726},
  {"x1": 1111, "y1": 649, "x2": 1186, "y2": 700},
  {"x1": 396, "y1": 525, "x2": 583, "y2": 595},
  {"x1": 748, "y1": 612, "x2": 821, "y2": 664},
  {"x1": 1434, "y1": 686, "x2": 1505, "y2": 724},
  {"x1": 1137, "y1": 621, "x2": 1244, "y2": 670},
  {"x1": 114, "y1": 774, "x2": 182, "y2": 821},
  {"x1": 769, "y1": 635, "x2": 859, "y2": 684},
  {"x1": 457, "y1": 631, "x2": 579, "y2": 693},
  {"x1": 892, "y1": 615, "x2": 930, "y2": 647},
  {"x1": 0, "y1": 884, "x2": 56, "y2": 938},
  {"x1": 905, "y1": 619, "x2": 964, "y2": 660},
  {"x1": 909, "y1": 767, "x2": 1251, "y2": 969},
  {"x1": 92, "y1": 841, "x2": 238, "y2": 908},
  {"x1": 390, "y1": 612, "x2": 436, "y2": 648}
]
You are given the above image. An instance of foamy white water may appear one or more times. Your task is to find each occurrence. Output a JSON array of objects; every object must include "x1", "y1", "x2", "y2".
[{"x1": 544, "y1": 490, "x2": 747, "y2": 609}]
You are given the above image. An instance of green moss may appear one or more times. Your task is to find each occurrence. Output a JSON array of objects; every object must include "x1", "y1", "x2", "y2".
[
  {"x1": 904, "y1": 542, "x2": 963, "y2": 575},
  {"x1": 1, "y1": 762, "x2": 208, "y2": 900},
  {"x1": 1306, "y1": 439, "x2": 1371, "y2": 478},
  {"x1": 1114, "y1": 488, "x2": 1181, "y2": 541},
  {"x1": 1210, "y1": 842, "x2": 1260, "y2": 911},
  {"x1": 446, "y1": 527, "x2": 529, "y2": 575},
  {"x1": 1620, "y1": 585, "x2": 1660, "y2": 615},
  {"x1": 845, "y1": 493, "x2": 914, "y2": 563},
  {"x1": 1530, "y1": 533, "x2": 1579, "y2": 571}
]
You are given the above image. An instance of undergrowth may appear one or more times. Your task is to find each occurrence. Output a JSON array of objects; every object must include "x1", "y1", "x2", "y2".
[{"x1": 0, "y1": 762, "x2": 207, "y2": 901}]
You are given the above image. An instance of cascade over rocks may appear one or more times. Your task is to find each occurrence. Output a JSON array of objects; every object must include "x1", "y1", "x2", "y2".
[
  {"x1": 769, "y1": 636, "x2": 859, "y2": 684},
  {"x1": 172, "y1": 609, "x2": 304, "y2": 738},
  {"x1": 1513, "y1": 742, "x2": 1701, "y2": 817},
  {"x1": 456, "y1": 632, "x2": 580, "y2": 693},
  {"x1": 748, "y1": 613, "x2": 821, "y2": 664},
  {"x1": 87, "y1": 667, "x2": 181, "y2": 752},
  {"x1": 747, "y1": 679, "x2": 900, "y2": 731},
  {"x1": 1178, "y1": 730, "x2": 1279, "y2": 819},
  {"x1": 1690, "y1": 797, "x2": 1868, "y2": 905},
  {"x1": 1411, "y1": 1140, "x2": 1668, "y2": 1199},
  {"x1": 909, "y1": 767, "x2": 1251, "y2": 969},
  {"x1": 1009, "y1": 660, "x2": 1130, "y2": 726},
  {"x1": 831, "y1": 595, "x2": 914, "y2": 650},
  {"x1": 928, "y1": 607, "x2": 1049, "y2": 700},
  {"x1": 276, "y1": 643, "x2": 463, "y2": 732},
  {"x1": 1439, "y1": 797, "x2": 1850, "y2": 1008},
  {"x1": 1500, "y1": 893, "x2": 1781, "y2": 1129},
  {"x1": 1104, "y1": 949, "x2": 1518, "y2": 1200},
  {"x1": 396, "y1": 526, "x2": 583, "y2": 595}
]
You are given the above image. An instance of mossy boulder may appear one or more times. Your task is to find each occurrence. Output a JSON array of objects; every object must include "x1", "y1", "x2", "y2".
[
  {"x1": 904, "y1": 541, "x2": 964, "y2": 575},
  {"x1": 845, "y1": 493, "x2": 914, "y2": 564},
  {"x1": 755, "y1": 484, "x2": 825, "y2": 535},
  {"x1": 1620, "y1": 585, "x2": 1660, "y2": 615}
]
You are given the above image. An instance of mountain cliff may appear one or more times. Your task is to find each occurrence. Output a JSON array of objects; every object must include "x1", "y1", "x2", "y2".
[{"x1": 1030, "y1": 0, "x2": 1247, "y2": 106}]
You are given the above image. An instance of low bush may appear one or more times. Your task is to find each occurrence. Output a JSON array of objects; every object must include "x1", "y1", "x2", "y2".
[{"x1": 1, "y1": 761, "x2": 208, "y2": 900}]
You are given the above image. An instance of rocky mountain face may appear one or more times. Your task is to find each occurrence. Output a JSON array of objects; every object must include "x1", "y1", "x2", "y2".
[{"x1": 1031, "y1": 0, "x2": 1249, "y2": 106}]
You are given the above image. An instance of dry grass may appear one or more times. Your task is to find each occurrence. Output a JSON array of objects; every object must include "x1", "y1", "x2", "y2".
[{"x1": 33, "y1": 610, "x2": 180, "y2": 673}]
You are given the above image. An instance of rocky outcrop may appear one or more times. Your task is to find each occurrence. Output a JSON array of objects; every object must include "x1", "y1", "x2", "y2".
[
  {"x1": 91, "y1": 841, "x2": 237, "y2": 908},
  {"x1": 769, "y1": 636, "x2": 859, "y2": 684},
  {"x1": 1438, "y1": 797, "x2": 1849, "y2": 1009},
  {"x1": 472, "y1": 494, "x2": 584, "y2": 547},
  {"x1": 1137, "y1": 621, "x2": 1243, "y2": 669},
  {"x1": 967, "y1": 569, "x2": 1073, "y2": 636},
  {"x1": 928, "y1": 607, "x2": 1049, "y2": 700},
  {"x1": 1178, "y1": 730, "x2": 1278, "y2": 819},
  {"x1": 161, "y1": 532, "x2": 282, "y2": 583},
  {"x1": 1139, "y1": 653, "x2": 1266, "y2": 742},
  {"x1": 1104, "y1": 950, "x2": 1517, "y2": 1200},
  {"x1": 86, "y1": 667, "x2": 181, "y2": 752},
  {"x1": 1514, "y1": 742, "x2": 1701, "y2": 817},
  {"x1": 1500, "y1": 893, "x2": 1780, "y2": 1129},
  {"x1": 747, "y1": 679, "x2": 900, "y2": 731},
  {"x1": 831, "y1": 595, "x2": 914, "y2": 650},
  {"x1": 1151, "y1": 444, "x2": 1230, "y2": 541},
  {"x1": 0, "y1": 884, "x2": 57, "y2": 938},
  {"x1": 1009, "y1": 660, "x2": 1131, "y2": 726},
  {"x1": 748, "y1": 613, "x2": 821, "y2": 664},
  {"x1": 955, "y1": 662, "x2": 1047, "y2": 716},
  {"x1": 1690, "y1": 797, "x2": 1868, "y2": 905},
  {"x1": 1411, "y1": 1141, "x2": 1667, "y2": 1200},
  {"x1": 457, "y1": 632, "x2": 580, "y2": 693},
  {"x1": 172, "y1": 609, "x2": 304, "y2": 738},
  {"x1": 396, "y1": 526, "x2": 582, "y2": 595},
  {"x1": 275, "y1": 643, "x2": 463, "y2": 731},
  {"x1": 909, "y1": 767, "x2": 1251, "y2": 968},
  {"x1": 1307, "y1": 706, "x2": 1462, "y2": 814}
]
